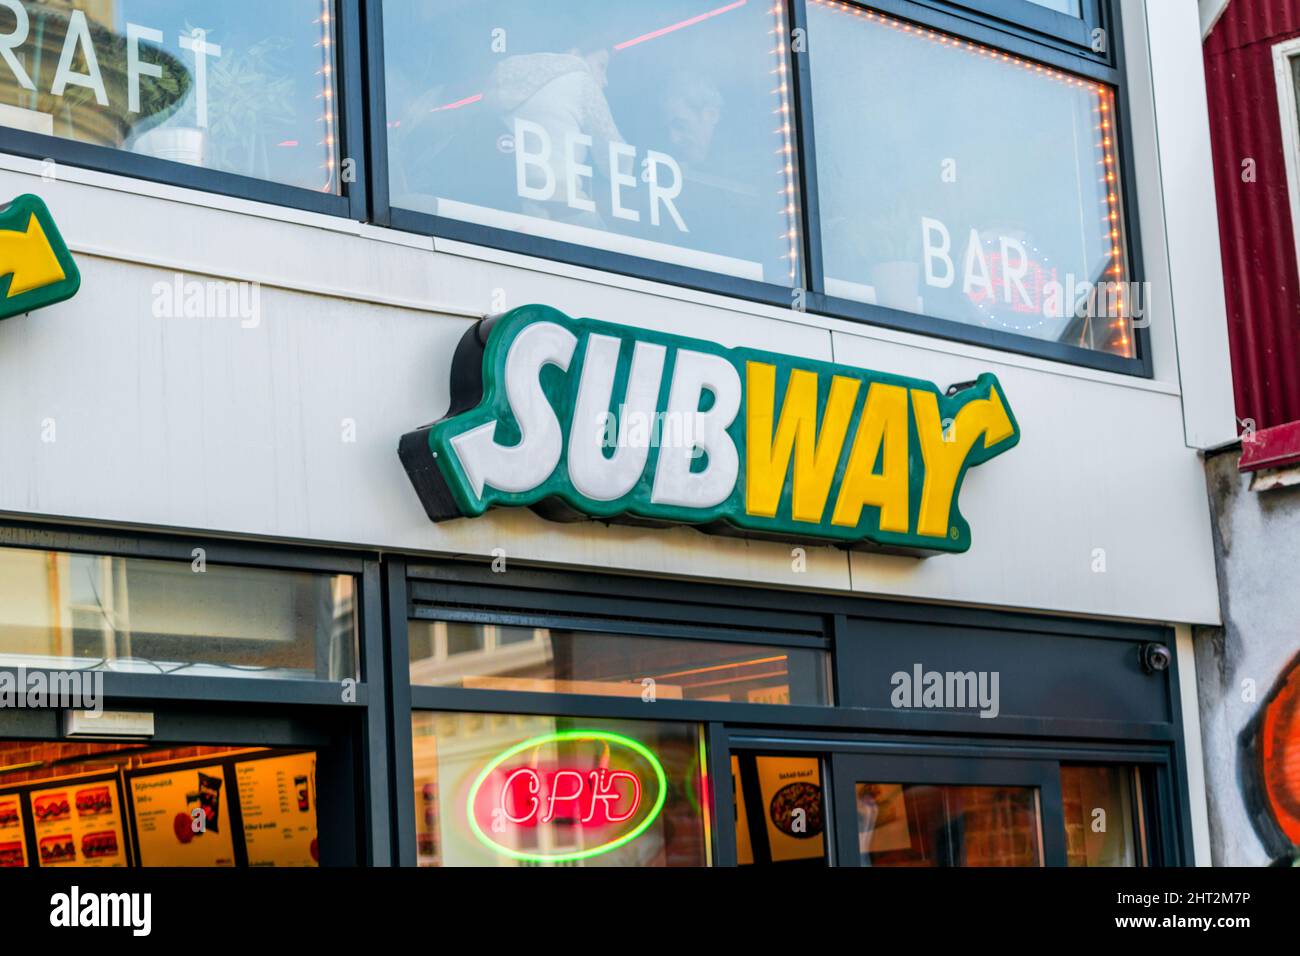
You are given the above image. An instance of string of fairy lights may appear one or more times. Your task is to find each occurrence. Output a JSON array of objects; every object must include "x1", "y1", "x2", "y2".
[
  {"x1": 1099, "y1": 88, "x2": 1130, "y2": 355},
  {"x1": 769, "y1": 4, "x2": 802, "y2": 284},
  {"x1": 809, "y1": 0, "x2": 1132, "y2": 357},
  {"x1": 316, "y1": 0, "x2": 338, "y2": 193}
]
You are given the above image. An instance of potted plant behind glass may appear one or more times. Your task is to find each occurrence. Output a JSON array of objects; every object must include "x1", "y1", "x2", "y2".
[
  {"x1": 133, "y1": 29, "x2": 304, "y2": 184},
  {"x1": 204, "y1": 35, "x2": 304, "y2": 186}
]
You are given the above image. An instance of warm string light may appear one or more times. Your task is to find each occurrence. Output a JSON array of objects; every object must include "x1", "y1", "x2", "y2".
[
  {"x1": 806, "y1": 2, "x2": 1109, "y2": 96},
  {"x1": 1096, "y1": 88, "x2": 1130, "y2": 355},
  {"x1": 811, "y1": 0, "x2": 1130, "y2": 355},
  {"x1": 316, "y1": 0, "x2": 338, "y2": 193},
  {"x1": 769, "y1": 5, "x2": 800, "y2": 282}
]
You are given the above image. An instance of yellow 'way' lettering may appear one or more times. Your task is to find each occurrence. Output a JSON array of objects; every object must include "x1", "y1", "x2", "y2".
[
  {"x1": 745, "y1": 362, "x2": 861, "y2": 523},
  {"x1": 911, "y1": 387, "x2": 1016, "y2": 538},
  {"x1": 831, "y1": 382, "x2": 910, "y2": 533}
]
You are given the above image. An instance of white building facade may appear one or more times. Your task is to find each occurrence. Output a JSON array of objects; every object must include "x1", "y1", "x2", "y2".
[{"x1": 0, "y1": 0, "x2": 1235, "y2": 868}]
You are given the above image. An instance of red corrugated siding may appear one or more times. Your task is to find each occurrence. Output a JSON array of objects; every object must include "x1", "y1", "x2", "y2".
[{"x1": 1205, "y1": 0, "x2": 1300, "y2": 431}]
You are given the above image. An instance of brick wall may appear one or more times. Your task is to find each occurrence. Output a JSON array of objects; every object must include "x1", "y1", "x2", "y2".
[{"x1": 0, "y1": 740, "x2": 248, "y2": 785}]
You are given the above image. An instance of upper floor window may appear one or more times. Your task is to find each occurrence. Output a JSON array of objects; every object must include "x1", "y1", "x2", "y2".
[
  {"x1": 808, "y1": 2, "x2": 1132, "y2": 358},
  {"x1": 0, "y1": 544, "x2": 358, "y2": 681},
  {"x1": 0, "y1": 0, "x2": 1141, "y2": 374},
  {"x1": 381, "y1": 0, "x2": 802, "y2": 286},
  {"x1": 1271, "y1": 37, "x2": 1300, "y2": 291},
  {"x1": 0, "y1": 0, "x2": 340, "y2": 193}
]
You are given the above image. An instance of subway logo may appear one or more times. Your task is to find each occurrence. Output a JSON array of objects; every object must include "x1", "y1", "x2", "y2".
[{"x1": 400, "y1": 305, "x2": 1020, "y2": 554}]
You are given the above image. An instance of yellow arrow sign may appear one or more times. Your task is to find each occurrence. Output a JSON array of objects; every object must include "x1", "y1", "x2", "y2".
[
  {"x1": 0, "y1": 194, "x2": 79, "y2": 320},
  {"x1": 0, "y1": 213, "x2": 66, "y2": 298}
]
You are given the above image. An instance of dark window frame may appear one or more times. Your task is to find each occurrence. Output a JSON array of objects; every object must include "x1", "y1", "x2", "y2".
[
  {"x1": 715, "y1": 731, "x2": 1176, "y2": 867},
  {"x1": 366, "y1": 0, "x2": 1151, "y2": 377},
  {"x1": 0, "y1": 520, "x2": 392, "y2": 865},
  {"x1": 0, "y1": 0, "x2": 369, "y2": 220},
  {"x1": 0, "y1": 522, "x2": 1197, "y2": 867},
  {"x1": 389, "y1": 557, "x2": 1194, "y2": 867},
  {"x1": 933, "y1": 0, "x2": 1107, "y2": 55}
]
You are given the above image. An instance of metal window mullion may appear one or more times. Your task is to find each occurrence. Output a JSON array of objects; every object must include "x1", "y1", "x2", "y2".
[{"x1": 790, "y1": 0, "x2": 825, "y2": 297}]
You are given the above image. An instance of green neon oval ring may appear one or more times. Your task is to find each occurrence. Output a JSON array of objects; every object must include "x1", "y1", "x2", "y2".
[{"x1": 466, "y1": 729, "x2": 668, "y2": 863}]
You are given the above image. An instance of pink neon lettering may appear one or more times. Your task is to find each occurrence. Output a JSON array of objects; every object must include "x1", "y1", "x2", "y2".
[
  {"x1": 500, "y1": 768, "x2": 540, "y2": 824},
  {"x1": 542, "y1": 770, "x2": 586, "y2": 823},
  {"x1": 583, "y1": 768, "x2": 642, "y2": 824}
]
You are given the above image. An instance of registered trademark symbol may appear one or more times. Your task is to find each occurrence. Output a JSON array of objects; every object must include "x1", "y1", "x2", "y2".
[{"x1": 950, "y1": 527, "x2": 959, "y2": 540}]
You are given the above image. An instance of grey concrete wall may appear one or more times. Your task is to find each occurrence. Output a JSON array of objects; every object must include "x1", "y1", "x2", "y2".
[{"x1": 1196, "y1": 448, "x2": 1300, "y2": 866}]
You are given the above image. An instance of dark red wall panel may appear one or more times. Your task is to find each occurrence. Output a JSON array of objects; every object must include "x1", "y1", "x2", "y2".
[{"x1": 1204, "y1": 0, "x2": 1300, "y2": 431}]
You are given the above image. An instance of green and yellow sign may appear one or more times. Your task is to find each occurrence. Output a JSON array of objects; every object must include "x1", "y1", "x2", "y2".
[
  {"x1": 400, "y1": 305, "x2": 1020, "y2": 554},
  {"x1": 0, "y1": 194, "x2": 79, "y2": 320}
]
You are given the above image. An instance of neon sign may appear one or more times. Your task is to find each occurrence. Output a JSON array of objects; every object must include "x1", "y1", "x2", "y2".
[
  {"x1": 466, "y1": 730, "x2": 667, "y2": 863},
  {"x1": 497, "y1": 767, "x2": 642, "y2": 827}
]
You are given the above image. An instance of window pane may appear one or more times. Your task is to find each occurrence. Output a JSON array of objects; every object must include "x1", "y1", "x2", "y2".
[
  {"x1": 1062, "y1": 764, "x2": 1142, "y2": 866},
  {"x1": 1026, "y1": 0, "x2": 1082, "y2": 15},
  {"x1": 809, "y1": 3, "x2": 1132, "y2": 357},
  {"x1": 408, "y1": 621, "x2": 833, "y2": 705},
  {"x1": 855, "y1": 782, "x2": 1043, "y2": 866},
  {"x1": 382, "y1": 0, "x2": 801, "y2": 285},
  {"x1": 0, "y1": 742, "x2": 321, "y2": 868},
  {"x1": 1291, "y1": 55, "x2": 1300, "y2": 131},
  {"x1": 0, "y1": 0, "x2": 340, "y2": 192},
  {"x1": 410, "y1": 712, "x2": 710, "y2": 866},
  {"x1": 0, "y1": 546, "x2": 357, "y2": 680}
]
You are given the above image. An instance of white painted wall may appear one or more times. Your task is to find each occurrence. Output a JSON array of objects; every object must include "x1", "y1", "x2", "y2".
[
  {"x1": 1127, "y1": 0, "x2": 1238, "y2": 450},
  {"x1": 0, "y1": 0, "x2": 1228, "y2": 626}
]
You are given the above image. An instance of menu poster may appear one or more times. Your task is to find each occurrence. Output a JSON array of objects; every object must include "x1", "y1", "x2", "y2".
[
  {"x1": 0, "y1": 793, "x2": 27, "y2": 868},
  {"x1": 28, "y1": 773, "x2": 129, "y2": 868},
  {"x1": 235, "y1": 752, "x2": 319, "y2": 867},
  {"x1": 127, "y1": 764, "x2": 236, "y2": 867},
  {"x1": 755, "y1": 755, "x2": 825, "y2": 863}
]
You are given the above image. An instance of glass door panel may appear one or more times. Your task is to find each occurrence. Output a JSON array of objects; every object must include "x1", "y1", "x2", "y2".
[
  {"x1": 832, "y1": 753, "x2": 1066, "y2": 867},
  {"x1": 854, "y1": 782, "x2": 1042, "y2": 866},
  {"x1": 1061, "y1": 764, "x2": 1146, "y2": 866}
]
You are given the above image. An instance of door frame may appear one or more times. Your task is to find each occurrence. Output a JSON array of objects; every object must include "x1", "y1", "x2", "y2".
[{"x1": 712, "y1": 727, "x2": 1180, "y2": 867}]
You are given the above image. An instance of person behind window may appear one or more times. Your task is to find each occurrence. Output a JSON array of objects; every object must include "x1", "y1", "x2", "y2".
[{"x1": 486, "y1": 32, "x2": 625, "y2": 227}]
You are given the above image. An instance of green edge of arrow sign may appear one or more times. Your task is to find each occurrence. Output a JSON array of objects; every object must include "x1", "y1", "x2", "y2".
[{"x1": 0, "y1": 194, "x2": 81, "y2": 321}]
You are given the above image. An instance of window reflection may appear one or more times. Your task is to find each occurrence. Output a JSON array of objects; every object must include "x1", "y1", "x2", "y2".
[
  {"x1": 0, "y1": 546, "x2": 357, "y2": 680},
  {"x1": 808, "y1": 1, "x2": 1132, "y2": 356},
  {"x1": 1062, "y1": 764, "x2": 1143, "y2": 866},
  {"x1": 408, "y1": 621, "x2": 832, "y2": 705},
  {"x1": 382, "y1": 0, "x2": 801, "y2": 285},
  {"x1": 855, "y1": 782, "x2": 1044, "y2": 866},
  {"x1": 0, "y1": 0, "x2": 339, "y2": 191}
]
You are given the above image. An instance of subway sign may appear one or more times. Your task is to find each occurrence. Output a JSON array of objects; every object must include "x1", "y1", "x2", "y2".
[{"x1": 399, "y1": 305, "x2": 1019, "y2": 554}]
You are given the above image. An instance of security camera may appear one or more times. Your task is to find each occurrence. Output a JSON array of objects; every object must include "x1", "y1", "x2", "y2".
[{"x1": 1140, "y1": 642, "x2": 1172, "y2": 674}]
